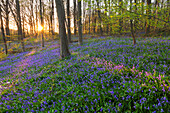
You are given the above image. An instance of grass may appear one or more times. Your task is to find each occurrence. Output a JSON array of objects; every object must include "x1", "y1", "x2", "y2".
[{"x1": 0, "y1": 36, "x2": 169, "y2": 112}]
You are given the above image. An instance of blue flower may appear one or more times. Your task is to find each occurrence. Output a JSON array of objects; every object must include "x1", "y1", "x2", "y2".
[
  {"x1": 118, "y1": 103, "x2": 122, "y2": 107},
  {"x1": 100, "y1": 108, "x2": 103, "y2": 112}
]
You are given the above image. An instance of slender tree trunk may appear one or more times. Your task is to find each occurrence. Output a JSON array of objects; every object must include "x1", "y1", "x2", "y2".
[
  {"x1": 119, "y1": 0, "x2": 123, "y2": 35},
  {"x1": 30, "y1": 0, "x2": 34, "y2": 35},
  {"x1": 167, "y1": 0, "x2": 170, "y2": 24},
  {"x1": 55, "y1": 0, "x2": 70, "y2": 58},
  {"x1": 78, "y1": 0, "x2": 82, "y2": 45},
  {"x1": 145, "y1": 0, "x2": 151, "y2": 35},
  {"x1": 22, "y1": 14, "x2": 26, "y2": 38},
  {"x1": 35, "y1": 0, "x2": 38, "y2": 36},
  {"x1": 92, "y1": 10, "x2": 96, "y2": 34},
  {"x1": 73, "y1": 0, "x2": 77, "y2": 35},
  {"x1": 83, "y1": 1, "x2": 86, "y2": 34},
  {"x1": 51, "y1": 0, "x2": 54, "y2": 35},
  {"x1": 40, "y1": 0, "x2": 45, "y2": 47},
  {"x1": 154, "y1": 0, "x2": 159, "y2": 32},
  {"x1": 5, "y1": 0, "x2": 10, "y2": 46},
  {"x1": 16, "y1": 0, "x2": 25, "y2": 52},
  {"x1": 134, "y1": 0, "x2": 138, "y2": 33},
  {"x1": 109, "y1": 0, "x2": 112, "y2": 35},
  {"x1": 130, "y1": 0, "x2": 136, "y2": 45},
  {"x1": 142, "y1": 0, "x2": 145, "y2": 30},
  {"x1": 84, "y1": 15, "x2": 87, "y2": 34},
  {"x1": 0, "y1": 5, "x2": 8, "y2": 54},
  {"x1": 88, "y1": 0, "x2": 91, "y2": 34},
  {"x1": 96, "y1": 0, "x2": 103, "y2": 35},
  {"x1": 67, "y1": 0, "x2": 71, "y2": 43},
  {"x1": 49, "y1": 0, "x2": 54, "y2": 35},
  {"x1": 104, "y1": 0, "x2": 109, "y2": 35}
]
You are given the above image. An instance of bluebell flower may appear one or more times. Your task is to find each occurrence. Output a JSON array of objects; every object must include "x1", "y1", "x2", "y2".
[{"x1": 118, "y1": 103, "x2": 122, "y2": 107}]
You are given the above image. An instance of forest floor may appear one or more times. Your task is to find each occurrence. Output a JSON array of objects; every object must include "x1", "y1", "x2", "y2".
[{"x1": 0, "y1": 36, "x2": 169, "y2": 112}]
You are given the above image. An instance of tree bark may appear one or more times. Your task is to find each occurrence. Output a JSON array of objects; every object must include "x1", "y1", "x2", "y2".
[
  {"x1": 73, "y1": 0, "x2": 77, "y2": 35},
  {"x1": 55, "y1": 0, "x2": 70, "y2": 58},
  {"x1": 0, "y1": 4, "x2": 8, "y2": 54},
  {"x1": 16, "y1": 0, "x2": 25, "y2": 52},
  {"x1": 119, "y1": 0, "x2": 123, "y2": 35},
  {"x1": 50, "y1": 0, "x2": 54, "y2": 35},
  {"x1": 145, "y1": 0, "x2": 151, "y2": 35},
  {"x1": 109, "y1": 0, "x2": 112, "y2": 35},
  {"x1": 67, "y1": 0, "x2": 71, "y2": 43},
  {"x1": 5, "y1": 0, "x2": 10, "y2": 46},
  {"x1": 88, "y1": 0, "x2": 91, "y2": 34},
  {"x1": 104, "y1": 0, "x2": 109, "y2": 35},
  {"x1": 30, "y1": 0, "x2": 34, "y2": 35},
  {"x1": 130, "y1": 0, "x2": 136, "y2": 45},
  {"x1": 40, "y1": 0, "x2": 45, "y2": 47},
  {"x1": 78, "y1": 0, "x2": 83, "y2": 45},
  {"x1": 92, "y1": 9, "x2": 96, "y2": 34},
  {"x1": 96, "y1": 0, "x2": 103, "y2": 35},
  {"x1": 134, "y1": 0, "x2": 138, "y2": 33}
]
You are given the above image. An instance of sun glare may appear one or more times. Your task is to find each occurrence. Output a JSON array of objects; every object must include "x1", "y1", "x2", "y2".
[{"x1": 38, "y1": 26, "x2": 43, "y2": 31}]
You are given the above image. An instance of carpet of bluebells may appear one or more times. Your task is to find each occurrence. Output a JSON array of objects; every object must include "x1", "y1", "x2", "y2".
[{"x1": 0, "y1": 36, "x2": 169, "y2": 112}]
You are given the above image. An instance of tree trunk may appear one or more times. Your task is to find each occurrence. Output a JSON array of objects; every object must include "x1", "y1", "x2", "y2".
[
  {"x1": 96, "y1": 0, "x2": 103, "y2": 35},
  {"x1": 88, "y1": 0, "x2": 91, "y2": 34},
  {"x1": 30, "y1": 0, "x2": 34, "y2": 35},
  {"x1": 83, "y1": 1, "x2": 86, "y2": 34},
  {"x1": 130, "y1": 0, "x2": 136, "y2": 45},
  {"x1": 35, "y1": 0, "x2": 38, "y2": 36},
  {"x1": 22, "y1": 14, "x2": 26, "y2": 38},
  {"x1": 0, "y1": 4, "x2": 8, "y2": 54},
  {"x1": 40, "y1": 0, "x2": 45, "y2": 47},
  {"x1": 67, "y1": 0, "x2": 71, "y2": 43},
  {"x1": 49, "y1": 0, "x2": 54, "y2": 35},
  {"x1": 134, "y1": 0, "x2": 138, "y2": 33},
  {"x1": 55, "y1": 0, "x2": 70, "y2": 58},
  {"x1": 109, "y1": 0, "x2": 112, "y2": 35},
  {"x1": 5, "y1": 0, "x2": 10, "y2": 46},
  {"x1": 119, "y1": 0, "x2": 123, "y2": 35},
  {"x1": 154, "y1": 0, "x2": 159, "y2": 32},
  {"x1": 145, "y1": 0, "x2": 151, "y2": 35},
  {"x1": 104, "y1": 0, "x2": 109, "y2": 35},
  {"x1": 142, "y1": 0, "x2": 145, "y2": 30},
  {"x1": 73, "y1": 0, "x2": 77, "y2": 35},
  {"x1": 92, "y1": 10, "x2": 96, "y2": 34},
  {"x1": 16, "y1": 0, "x2": 25, "y2": 52},
  {"x1": 78, "y1": 0, "x2": 83, "y2": 45}
]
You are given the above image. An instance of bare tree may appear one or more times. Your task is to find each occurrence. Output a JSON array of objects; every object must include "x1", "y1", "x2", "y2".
[
  {"x1": 73, "y1": 0, "x2": 77, "y2": 35},
  {"x1": 145, "y1": 0, "x2": 151, "y2": 35},
  {"x1": 92, "y1": 4, "x2": 96, "y2": 34},
  {"x1": 40, "y1": 0, "x2": 45, "y2": 47},
  {"x1": 130, "y1": 0, "x2": 136, "y2": 45},
  {"x1": 35, "y1": 0, "x2": 38, "y2": 36},
  {"x1": 78, "y1": 0, "x2": 83, "y2": 45},
  {"x1": 119, "y1": 0, "x2": 123, "y2": 35},
  {"x1": 50, "y1": 0, "x2": 54, "y2": 35},
  {"x1": 55, "y1": 0, "x2": 70, "y2": 58},
  {"x1": 0, "y1": 3, "x2": 8, "y2": 54},
  {"x1": 96, "y1": 0, "x2": 103, "y2": 35},
  {"x1": 9, "y1": 0, "x2": 25, "y2": 51},
  {"x1": 1, "y1": 0, "x2": 11, "y2": 46},
  {"x1": 104, "y1": 0, "x2": 109, "y2": 35},
  {"x1": 67, "y1": 0, "x2": 71, "y2": 43},
  {"x1": 88, "y1": 0, "x2": 91, "y2": 34}
]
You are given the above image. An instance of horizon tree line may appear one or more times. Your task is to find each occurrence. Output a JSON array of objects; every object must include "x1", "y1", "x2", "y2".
[{"x1": 0, "y1": 0, "x2": 169, "y2": 58}]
